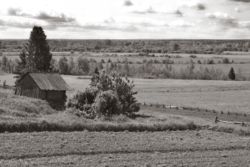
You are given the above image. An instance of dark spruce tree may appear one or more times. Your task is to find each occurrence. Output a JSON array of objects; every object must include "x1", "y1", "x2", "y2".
[
  {"x1": 228, "y1": 67, "x2": 236, "y2": 80},
  {"x1": 19, "y1": 26, "x2": 52, "y2": 73}
]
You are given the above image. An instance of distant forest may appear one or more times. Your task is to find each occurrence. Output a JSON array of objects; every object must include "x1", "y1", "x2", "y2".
[{"x1": 0, "y1": 39, "x2": 250, "y2": 54}]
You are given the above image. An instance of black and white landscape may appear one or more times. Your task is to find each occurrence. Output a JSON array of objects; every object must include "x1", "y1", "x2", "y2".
[{"x1": 0, "y1": 0, "x2": 250, "y2": 166}]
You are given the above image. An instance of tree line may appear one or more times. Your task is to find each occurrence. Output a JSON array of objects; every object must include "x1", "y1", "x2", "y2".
[{"x1": 0, "y1": 26, "x2": 240, "y2": 81}]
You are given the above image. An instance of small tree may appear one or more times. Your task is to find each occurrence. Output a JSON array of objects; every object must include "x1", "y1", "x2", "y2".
[
  {"x1": 1, "y1": 56, "x2": 8, "y2": 72},
  {"x1": 173, "y1": 43, "x2": 180, "y2": 51},
  {"x1": 228, "y1": 67, "x2": 236, "y2": 80},
  {"x1": 223, "y1": 58, "x2": 230, "y2": 64},
  {"x1": 94, "y1": 67, "x2": 99, "y2": 75},
  {"x1": 77, "y1": 57, "x2": 90, "y2": 74},
  {"x1": 68, "y1": 57, "x2": 75, "y2": 74},
  {"x1": 58, "y1": 56, "x2": 69, "y2": 74}
]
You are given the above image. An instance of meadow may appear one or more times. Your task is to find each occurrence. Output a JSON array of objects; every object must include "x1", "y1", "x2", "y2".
[
  {"x1": 62, "y1": 76, "x2": 250, "y2": 114},
  {"x1": 0, "y1": 83, "x2": 249, "y2": 166},
  {"x1": 1, "y1": 50, "x2": 250, "y2": 166},
  {"x1": 3, "y1": 51, "x2": 250, "y2": 80},
  {"x1": 2, "y1": 73, "x2": 250, "y2": 114},
  {"x1": 4, "y1": 51, "x2": 250, "y2": 63}
]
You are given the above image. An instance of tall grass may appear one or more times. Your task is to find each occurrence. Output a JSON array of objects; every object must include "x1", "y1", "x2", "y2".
[
  {"x1": 0, "y1": 89, "x2": 55, "y2": 117},
  {"x1": 0, "y1": 121, "x2": 201, "y2": 133}
]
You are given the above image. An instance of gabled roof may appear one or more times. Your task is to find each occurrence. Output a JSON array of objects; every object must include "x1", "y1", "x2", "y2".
[{"x1": 18, "y1": 73, "x2": 70, "y2": 91}]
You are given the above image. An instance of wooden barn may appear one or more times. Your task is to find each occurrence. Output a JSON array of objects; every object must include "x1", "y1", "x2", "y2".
[{"x1": 15, "y1": 73, "x2": 70, "y2": 110}]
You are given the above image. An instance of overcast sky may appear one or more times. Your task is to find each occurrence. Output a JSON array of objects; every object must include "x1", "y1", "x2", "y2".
[{"x1": 0, "y1": 0, "x2": 250, "y2": 39}]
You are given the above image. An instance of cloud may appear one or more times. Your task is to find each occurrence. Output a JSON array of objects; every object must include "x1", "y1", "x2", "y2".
[
  {"x1": 206, "y1": 12, "x2": 239, "y2": 28},
  {"x1": 8, "y1": 8, "x2": 21, "y2": 16},
  {"x1": 138, "y1": 22, "x2": 156, "y2": 27},
  {"x1": 169, "y1": 20, "x2": 194, "y2": 28},
  {"x1": 104, "y1": 17, "x2": 116, "y2": 24},
  {"x1": 132, "y1": 7, "x2": 156, "y2": 14},
  {"x1": 35, "y1": 12, "x2": 76, "y2": 24},
  {"x1": 174, "y1": 10, "x2": 183, "y2": 17},
  {"x1": 231, "y1": 0, "x2": 250, "y2": 2},
  {"x1": 77, "y1": 24, "x2": 138, "y2": 32},
  {"x1": 206, "y1": 12, "x2": 250, "y2": 31},
  {"x1": 35, "y1": 12, "x2": 78, "y2": 30},
  {"x1": 0, "y1": 19, "x2": 35, "y2": 29},
  {"x1": 124, "y1": 0, "x2": 133, "y2": 6},
  {"x1": 183, "y1": 3, "x2": 206, "y2": 11},
  {"x1": 7, "y1": 8, "x2": 76, "y2": 24},
  {"x1": 7, "y1": 8, "x2": 31, "y2": 17},
  {"x1": 239, "y1": 21, "x2": 250, "y2": 28},
  {"x1": 196, "y1": 3, "x2": 206, "y2": 10},
  {"x1": 234, "y1": 7, "x2": 241, "y2": 13},
  {"x1": 5, "y1": 8, "x2": 137, "y2": 32},
  {"x1": 7, "y1": 8, "x2": 77, "y2": 29}
]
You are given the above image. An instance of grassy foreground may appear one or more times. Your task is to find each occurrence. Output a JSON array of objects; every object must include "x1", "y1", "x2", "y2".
[
  {"x1": 1, "y1": 88, "x2": 250, "y2": 135},
  {"x1": 0, "y1": 130, "x2": 249, "y2": 166},
  {"x1": 0, "y1": 121, "x2": 200, "y2": 133},
  {"x1": 0, "y1": 88, "x2": 201, "y2": 133}
]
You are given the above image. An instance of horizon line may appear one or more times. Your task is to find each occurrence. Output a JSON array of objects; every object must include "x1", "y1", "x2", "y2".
[{"x1": 1, "y1": 38, "x2": 250, "y2": 41}]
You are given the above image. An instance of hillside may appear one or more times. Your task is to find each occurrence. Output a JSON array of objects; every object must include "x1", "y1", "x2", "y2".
[{"x1": 0, "y1": 88, "x2": 55, "y2": 123}]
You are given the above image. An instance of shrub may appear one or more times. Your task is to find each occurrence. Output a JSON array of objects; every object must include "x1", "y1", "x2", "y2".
[
  {"x1": 91, "y1": 71, "x2": 140, "y2": 116},
  {"x1": 207, "y1": 59, "x2": 215, "y2": 64},
  {"x1": 197, "y1": 60, "x2": 202, "y2": 64},
  {"x1": 93, "y1": 90, "x2": 121, "y2": 117},
  {"x1": 223, "y1": 58, "x2": 230, "y2": 64},
  {"x1": 68, "y1": 71, "x2": 140, "y2": 118},
  {"x1": 67, "y1": 87, "x2": 98, "y2": 110},
  {"x1": 190, "y1": 55, "x2": 197, "y2": 59}
]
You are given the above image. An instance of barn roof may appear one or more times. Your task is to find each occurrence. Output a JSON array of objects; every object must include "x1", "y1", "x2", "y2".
[{"x1": 18, "y1": 73, "x2": 70, "y2": 91}]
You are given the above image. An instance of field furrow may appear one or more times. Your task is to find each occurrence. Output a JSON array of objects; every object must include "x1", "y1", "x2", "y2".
[
  {"x1": 1, "y1": 149, "x2": 250, "y2": 166},
  {"x1": 0, "y1": 130, "x2": 249, "y2": 160}
]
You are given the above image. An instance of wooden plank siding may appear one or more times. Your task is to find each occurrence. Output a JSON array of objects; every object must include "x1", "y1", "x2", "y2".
[{"x1": 15, "y1": 73, "x2": 69, "y2": 110}]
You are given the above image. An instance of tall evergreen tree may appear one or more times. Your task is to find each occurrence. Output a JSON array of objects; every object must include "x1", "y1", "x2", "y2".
[
  {"x1": 19, "y1": 26, "x2": 52, "y2": 73},
  {"x1": 228, "y1": 67, "x2": 236, "y2": 80}
]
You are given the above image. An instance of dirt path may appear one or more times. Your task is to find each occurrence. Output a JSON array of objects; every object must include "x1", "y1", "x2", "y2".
[
  {"x1": 141, "y1": 106, "x2": 250, "y2": 123},
  {"x1": 0, "y1": 130, "x2": 249, "y2": 166}
]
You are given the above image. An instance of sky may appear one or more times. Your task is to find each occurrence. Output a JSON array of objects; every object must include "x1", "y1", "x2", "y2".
[{"x1": 0, "y1": 0, "x2": 250, "y2": 39}]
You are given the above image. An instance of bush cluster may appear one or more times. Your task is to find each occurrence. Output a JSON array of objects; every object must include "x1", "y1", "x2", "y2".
[{"x1": 68, "y1": 71, "x2": 140, "y2": 118}]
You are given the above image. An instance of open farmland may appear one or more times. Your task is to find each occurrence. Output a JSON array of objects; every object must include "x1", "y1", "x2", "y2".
[
  {"x1": 3, "y1": 51, "x2": 250, "y2": 63},
  {"x1": 0, "y1": 82, "x2": 249, "y2": 166},
  {"x1": 0, "y1": 130, "x2": 249, "y2": 166},
  {"x1": 3, "y1": 51, "x2": 250, "y2": 79},
  {"x1": 2, "y1": 73, "x2": 250, "y2": 114},
  {"x1": 63, "y1": 76, "x2": 250, "y2": 114}
]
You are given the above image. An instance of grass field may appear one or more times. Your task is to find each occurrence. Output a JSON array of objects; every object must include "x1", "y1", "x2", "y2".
[
  {"x1": 3, "y1": 52, "x2": 250, "y2": 80},
  {"x1": 2, "y1": 73, "x2": 250, "y2": 114},
  {"x1": 63, "y1": 75, "x2": 250, "y2": 114},
  {"x1": 3, "y1": 52, "x2": 250, "y2": 64},
  {"x1": 1, "y1": 73, "x2": 250, "y2": 166}
]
